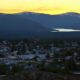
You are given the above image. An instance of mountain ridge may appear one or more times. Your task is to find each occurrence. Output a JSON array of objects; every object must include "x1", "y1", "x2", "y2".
[
  {"x1": 0, "y1": 13, "x2": 51, "y2": 39},
  {"x1": 17, "y1": 12, "x2": 80, "y2": 29},
  {"x1": 0, "y1": 12, "x2": 80, "y2": 39}
]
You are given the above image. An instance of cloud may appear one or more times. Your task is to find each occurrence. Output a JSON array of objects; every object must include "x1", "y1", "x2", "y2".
[{"x1": 51, "y1": 28, "x2": 80, "y2": 32}]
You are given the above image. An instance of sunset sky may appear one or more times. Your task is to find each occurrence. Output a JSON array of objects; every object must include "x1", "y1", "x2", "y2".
[{"x1": 0, "y1": 0, "x2": 80, "y2": 14}]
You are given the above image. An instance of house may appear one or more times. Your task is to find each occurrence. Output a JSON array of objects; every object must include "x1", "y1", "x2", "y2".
[{"x1": 18, "y1": 54, "x2": 35, "y2": 60}]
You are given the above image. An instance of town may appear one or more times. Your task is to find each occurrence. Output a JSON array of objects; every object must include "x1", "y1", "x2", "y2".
[{"x1": 0, "y1": 40, "x2": 80, "y2": 80}]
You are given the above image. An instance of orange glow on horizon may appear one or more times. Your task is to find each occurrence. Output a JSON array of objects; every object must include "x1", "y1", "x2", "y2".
[{"x1": 0, "y1": 0, "x2": 80, "y2": 15}]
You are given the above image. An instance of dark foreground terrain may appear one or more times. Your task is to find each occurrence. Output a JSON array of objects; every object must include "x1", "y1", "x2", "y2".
[{"x1": 0, "y1": 70, "x2": 80, "y2": 80}]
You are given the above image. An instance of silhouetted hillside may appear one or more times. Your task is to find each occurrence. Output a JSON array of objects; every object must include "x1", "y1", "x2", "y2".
[
  {"x1": 19, "y1": 12, "x2": 80, "y2": 29},
  {"x1": 0, "y1": 14, "x2": 50, "y2": 39}
]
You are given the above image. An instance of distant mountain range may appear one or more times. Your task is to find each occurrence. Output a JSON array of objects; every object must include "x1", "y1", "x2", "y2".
[
  {"x1": 0, "y1": 12, "x2": 80, "y2": 40},
  {"x1": 0, "y1": 13, "x2": 51, "y2": 39},
  {"x1": 19, "y1": 12, "x2": 80, "y2": 29}
]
